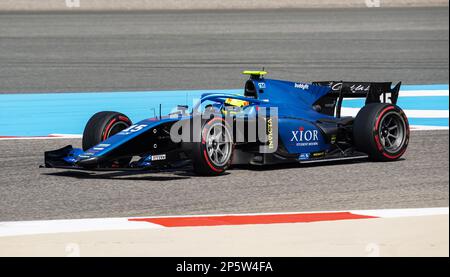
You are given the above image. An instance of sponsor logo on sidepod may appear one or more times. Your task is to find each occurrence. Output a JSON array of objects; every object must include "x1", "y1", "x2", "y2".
[
  {"x1": 294, "y1": 83, "x2": 309, "y2": 90},
  {"x1": 151, "y1": 154, "x2": 166, "y2": 161},
  {"x1": 267, "y1": 118, "x2": 274, "y2": 150},
  {"x1": 299, "y1": 153, "x2": 310, "y2": 160},
  {"x1": 290, "y1": 127, "x2": 319, "y2": 147}
]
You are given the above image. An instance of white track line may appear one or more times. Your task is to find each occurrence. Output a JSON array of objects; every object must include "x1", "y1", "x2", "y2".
[
  {"x1": 342, "y1": 90, "x2": 449, "y2": 98},
  {"x1": 0, "y1": 207, "x2": 447, "y2": 238},
  {"x1": 49, "y1": 134, "x2": 83, "y2": 138},
  {"x1": 0, "y1": 134, "x2": 82, "y2": 140},
  {"x1": 411, "y1": 125, "x2": 449, "y2": 130},
  {"x1": 341, "y1": 108, "x2": 449, "y2": 118},
  {"x1": 351, "y1": 207, "x2": 449, "y2": 218},
  {"x1": 399, "y1": 90, "x2": 449, "y2": 97},
  {"x1": 0, "y1": 218, "x2": 162, "y2": 237}
]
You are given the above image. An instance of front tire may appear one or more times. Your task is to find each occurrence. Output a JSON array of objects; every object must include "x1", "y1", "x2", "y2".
[
  {"x1": 82, "y1": 111, "x2": 132, "y2": 150},
  {"x1": 82, "y1": 111, "x2": 132, "y2": 167},
  {"x1": 353, "y1": 103, "x2": 409, "y2": 161},
  {"x1": 192, "y1": 117, "x2": 234, "y2": 176}
]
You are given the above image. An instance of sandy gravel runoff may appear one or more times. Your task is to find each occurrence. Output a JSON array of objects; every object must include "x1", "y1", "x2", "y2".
[{"x1": 0, "y1": 215, "x2": 447, "y2": 257}]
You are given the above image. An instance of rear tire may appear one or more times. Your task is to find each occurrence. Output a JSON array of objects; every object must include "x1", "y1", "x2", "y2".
[
  {"x1": 192, "y1": 117, "x2": 234, "y2": 176},
  {"x1": 353, "y1": 103, "x2": 409, "y2": 161}
]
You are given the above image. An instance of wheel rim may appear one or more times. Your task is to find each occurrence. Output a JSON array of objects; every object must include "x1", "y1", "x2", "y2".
[
  {"x1": 106, "y1": 121, "x2": 129, "y2": 138},
  {"x1": 378, "y1": 111, "x2": 406, "y2": 154},
  {"x1": 205, "y1": 122, "x2": 232, "y2": 167}
]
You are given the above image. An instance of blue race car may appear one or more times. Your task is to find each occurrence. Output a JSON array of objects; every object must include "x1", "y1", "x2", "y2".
[{"x1": 44, "y1": 71, "x2": 409, "y2": 176}]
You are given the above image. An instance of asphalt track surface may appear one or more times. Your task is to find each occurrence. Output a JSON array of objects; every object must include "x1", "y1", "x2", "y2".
[
  {"x1": 0, "y1": 130, "x2": 448, "y2": 221},
  {"x1": 0, "y1": 7, "x2": 448, "y2": 93},
  {"x1": 0, "y1": 8, "x2": 448, "y2": 221}
]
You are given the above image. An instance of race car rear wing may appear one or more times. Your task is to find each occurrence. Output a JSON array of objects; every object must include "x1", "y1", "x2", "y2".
[{"x1": 313, "y1": 81, "x2": 401, "y2": 118}]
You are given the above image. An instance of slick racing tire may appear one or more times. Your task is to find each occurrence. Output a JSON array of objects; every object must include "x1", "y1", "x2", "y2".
[
  {"x1": 192, "y1": 117, "x2": 234, "y2": 176},
  {"x1": 82, "y1": 111, "x2": 132, "y2": 167},
  {"x1": 353, "y1": 103, "x2": 409, "y2": 161},
  {"x1": 82, "y1": 111, "x2": 132, "y2": 150}
]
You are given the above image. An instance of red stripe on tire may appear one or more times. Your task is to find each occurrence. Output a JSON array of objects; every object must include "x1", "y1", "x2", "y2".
[
  {"x1": 374, "y1": 135, "x2": 383, "y2": 150},
  {"x1": 102, "y1": 119, "x2": 117, "y2": 140},
  {"x1": 375, "y1": 106, "x2": 395, "y2": 132},
  {"x1": 203, "y1": 149, "x2": 223, "y2": 173},
  {"x1": 375, "y1": 106, "x2": 408, "y2": 160},
  {"x1": 118, "y1": 116, "x2": 130, "y2": 124},
  {"x1": 201, "y1": 117, "x2": 228, "y2": 173},
  {"x1": 382, "y1": 147, "x2": 407, "y2": 159}
]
